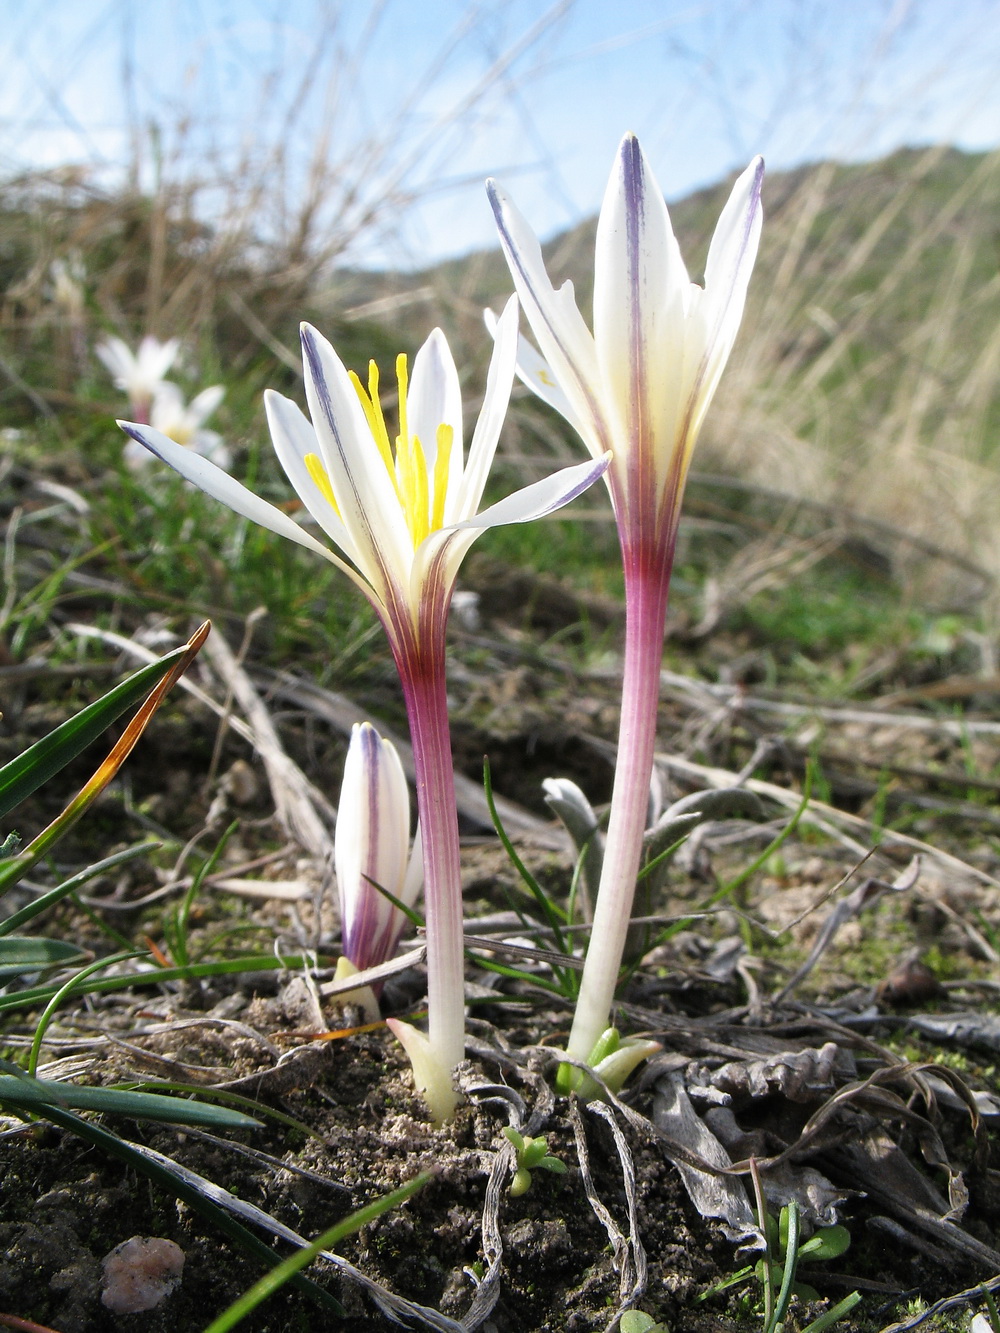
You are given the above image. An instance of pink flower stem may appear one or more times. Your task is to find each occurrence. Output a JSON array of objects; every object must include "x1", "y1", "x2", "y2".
[
  {"x1": 397, "y1": 636, "x2": 466, "y2": 1078},
  {"x1": 566, "y1": 546, "x2": 673, "y2": 1061}
]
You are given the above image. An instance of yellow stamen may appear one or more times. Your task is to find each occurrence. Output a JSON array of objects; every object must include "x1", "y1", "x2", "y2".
[
  {"x1": 431, "y1": 423, "x2": 454, "y2": 531},
  {"x1": 340, "y1": 350, "x2": 448, "y2": 550},
  {"x1": 304, "y1": 452, "x2": 340, "y2": 516},
  {"x1": 349, "y1": 362, "x2": 397, "y2": 485},
  {"x1": 410, "y1": 434, "x2": 429, "y2": 546},
  {"x1": 396, "y1": 354, "x2": 409, "y2": 449}
]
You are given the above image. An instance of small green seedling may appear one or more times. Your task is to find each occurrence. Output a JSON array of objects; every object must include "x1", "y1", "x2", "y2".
[
  {"x1": 619, "y1": 1311, "x2": 668, "y2": 1332},
  {"x1": 700, "y1": 1199, "x2": 859, "y2": 1333},
  {"x1": 502, "y1": 1127, "x2": 567, "y2": 1197},
  {"x1": 558, "y1": 1026, "x2": 662, "y2": 1098}
]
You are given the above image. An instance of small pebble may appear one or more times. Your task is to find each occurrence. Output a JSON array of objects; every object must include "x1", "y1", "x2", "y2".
[{"x1": 100, "y1": 1236, "x2": 185, "y2": 1314}]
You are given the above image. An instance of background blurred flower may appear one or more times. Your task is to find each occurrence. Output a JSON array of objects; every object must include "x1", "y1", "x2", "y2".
[
  {"x1": 96, "y1": 335, "x2": 180, "y2": 422},
  {"x1": 123, "y1": 382, "x2": 229, "y2": 471}
]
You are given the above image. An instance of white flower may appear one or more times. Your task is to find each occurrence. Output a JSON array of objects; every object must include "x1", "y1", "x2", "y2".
[
  {"x1": 120, "y1": 298, "x2": 608, "y2": 1123},
  {"x1": 124, "y1": 382, "x2": 228, "y2": 472},
  {"x1": 49, "y1": 256, "x2": 86, "y2": 321},
  {"x1": 97, "y1": 335, "x2": 180, "y2": 419},
  {"x1": 120, "y1": 297, "x2": 607, "y2": 667},
  {"x1": 487, "y1": 136, "x2": 763, "y2": 555},
  {"x1": 488, "y1": 136, "x2": 764, "y2": 1064}
]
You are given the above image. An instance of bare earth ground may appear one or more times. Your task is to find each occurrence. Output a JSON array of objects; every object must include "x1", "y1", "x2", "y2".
[{"x1": 2, "y1": 460, "x2": 1000, "y2": 1332}]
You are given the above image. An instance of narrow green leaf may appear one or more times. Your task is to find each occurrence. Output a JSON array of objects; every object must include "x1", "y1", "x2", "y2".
[
  {"x1": 800, "y1": 1291, "x2": 862, "y2": 1333},
  {"x1": 0, "y1": 952, "x2": 334, "y2": 1015},
  {"x1": 0, "y1": 936, "x2": 88, "y2": 979},
  {"x1": 771, "y1": 1199, "x2": 801, "y2": 1330},
  {"x1": 0, "y1": 647, "x2": 186, "y2": 819},
  {"x1": 0, "y1": 841, "x2": 157, "y2": 937},
  {"x1": 0, "y1": 1072, "x2": 261, "y2": 1128},
  {"x1": 0, "y1": 622, "x2": 210, "y2": 896},
  {"x1": 201, "y1": 1173, "x2": 430, "y2": 1333}
]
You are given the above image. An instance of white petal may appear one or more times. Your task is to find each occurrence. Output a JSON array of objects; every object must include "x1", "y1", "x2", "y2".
[
  {"x1": 465, "y1": 451, "x2": 610, "y2": 531},
  {"x1": 187, "y1": 384, "x2": 225, "y2": 426},
  {"x1": 690, "y1": 156, "x2": 765, "y2": 420},
  {"x1": 264, "y1": 389, "x2": 358, "y2": 559},
  {"x1": 450, "y1": 294, "x2": 518, "y2": 522},
  {"x1": 594, "y1": 135, "x2": 689, "y2": 490},
  {"x1": 409, "y1": 451, "x2": 610, "y2": 610},
  {"x1": 96, "y1": 337, "x2": 132, "y2": 382},
  {"x1": 149, "y1": 382, "x2": 185, "y2": 433},
  {"x1": 300, "y1": 324, "x2": 413, "y2": 597},
  {"x1": 670, "y1": 160, "x2": 764, "y2": 463},
  {"x1": 118, "y1": 420, "x2": 344, "y2": 566},
  {"x1": 484, "y1": 303, "x2": 594, "y2": 446},
  {"x1": 408, "y1": 328, "x2": 463, "y2": 487},
  {"x1": 138, "y1": 336, "x2": 180, "y2": 382},
  {"x1": 487, "y1": 180, "x2": 610, "y2": 456}
]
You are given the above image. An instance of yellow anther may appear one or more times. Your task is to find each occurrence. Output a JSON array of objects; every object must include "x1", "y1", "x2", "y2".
[
  {"x1": 342, "y1": 350, "x2": 451, "y2": 550},
  {"x1": 349, "y1": 365, "x2": 397, "y2": 485},
  {"x1": 396, "y1": 354, "x2": 409, "y2": 451},
  {"x1": 431, "y1": 423, "x2": 454, "y2": 531},
  {"x1": 411, "y1": 434, "x2": 429, "y2": 546},
  {"x1": 304, "y1": 453, "x2": 340, "y2": 516}
]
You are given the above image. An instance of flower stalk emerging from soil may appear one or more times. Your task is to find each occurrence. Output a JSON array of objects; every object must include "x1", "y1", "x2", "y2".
[
  {"x1": 120, "y1": 297, "x2": 608, "y2": 1121},
  {"x1": 488, "y1": 136, "x2": 764, "y2": 1062},
  {"x1": 334, "y1": 722, "x2": 422, "y2": 1021}
]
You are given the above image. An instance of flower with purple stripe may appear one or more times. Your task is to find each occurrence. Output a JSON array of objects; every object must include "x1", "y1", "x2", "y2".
[
  {"x1": 488, "y1": 135, "x2": 764, "y2": 1064},
  {"x1": 337, "y1": 722, "x2": 421, "y2": 979}
]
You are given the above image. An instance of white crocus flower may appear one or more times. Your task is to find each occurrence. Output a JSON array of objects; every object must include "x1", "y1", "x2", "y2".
[
  {"x1": 49, "y1": 256, "x2": 86, "y2": 322},
  {"x1": 123, "y1": 383, "x2": 228, "y2": 471},
  {"x1": 488, "y1": 136, "x2": 764, "y2": 1065},
  {"x1": 96, "y1": 335, "x2": 180, "y2": 421},
  {"x1": 120, "y1": 295, "x2": 608, "y2": 1122}
]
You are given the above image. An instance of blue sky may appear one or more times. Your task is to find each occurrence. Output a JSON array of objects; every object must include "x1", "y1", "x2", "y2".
[{"x1": 1, "y1": 0, "x2": 998, "y2": 267}]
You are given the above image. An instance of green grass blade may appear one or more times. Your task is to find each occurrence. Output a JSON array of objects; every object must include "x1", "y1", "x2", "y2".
[
  {"x1": 0, "y1": 1072, "x2": 261, "y2": 1128},
  {"x1": 0, "y1": 952, "x2": 334, "y2": 1014},
  {"x1": 201, "y1": 1173, "x2": 430, "y2": 1333},
  {"x1": 123, "y1": 1080, "x2": 327, "y2": 1141},
  {"x1": 0, "y1": 841, "x2": 158, "y2": 936},
  {"x1": 714, "y1": 763, "x2": 814, "y2": 905},
  {"x1": 483, "y1": 758, "x2": 570, "y2": 942},
  {"x1": 28, "y1": 948, "x2": 145, "y2": 1073},
  {"x1": 0, "y1": 936, "x2": 88, "y2": 980},
  {"x1": 770, "y1": 1201, "x2": 800, "y2": 1330},
  {"x1": 0, "y1": 623, "x2": 209, "y2": 896},
  {"x1": 0, "y1": 646, "x2": 187, "y2": 819},
  {"x1": 799, "y1": 1291, "x2": 862, "y2": 1333}
]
